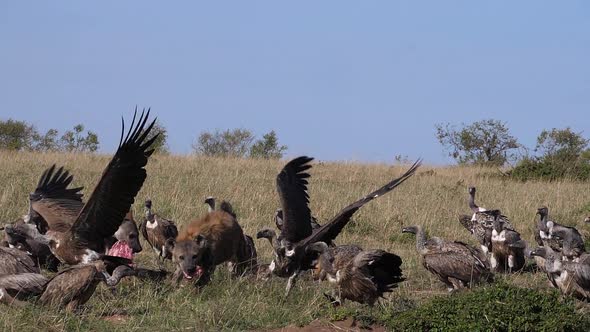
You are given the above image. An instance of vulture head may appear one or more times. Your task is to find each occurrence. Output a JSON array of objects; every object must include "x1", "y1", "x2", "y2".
[
  {"x1": 584, "y1": 216, "x2": 590, "y2": 224},
  {"x1": 468, "y1": 187, "x2": 476, "y2": 196},
  {"x1": 401, "y1": 225, "x2": 420, "y2": 235},
  {"x1": 537, "y1": 207, "x2": 549, "y2": 219},
  {"x1": 530, "y1": 246, "x2": 562, "y2": 273},
  {"x1": 144, "y1": 199, "x2": 153, "y2": 217}
]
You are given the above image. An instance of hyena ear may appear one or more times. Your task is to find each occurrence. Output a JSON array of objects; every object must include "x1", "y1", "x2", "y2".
[
  {"x1": 165, "y1": 238, "x2": 176, "y2": 251},
  {"x1": 194, "y1": 234, "x2": 207, "y2": 247}
]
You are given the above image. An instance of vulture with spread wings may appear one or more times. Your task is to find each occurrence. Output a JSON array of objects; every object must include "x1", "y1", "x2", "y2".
[
  {"x1": 257, "y1": 156, "x2": 421, "y2": 296},
  {"x1": 23, "y1": 109, "x2": 159, "y2": 265}
]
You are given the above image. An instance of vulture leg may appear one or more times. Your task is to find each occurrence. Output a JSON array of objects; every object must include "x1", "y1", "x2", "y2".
[
  {"x1": 285, "y1": 270, "x2": 300, "y2": 298},
  {"x1": 323, "y1": 291, "x2": 342, "y2": 307}
]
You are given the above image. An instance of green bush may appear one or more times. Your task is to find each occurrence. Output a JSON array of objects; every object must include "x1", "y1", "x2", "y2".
[
  {"x1": 384, "y1": 283, "x2": 590, "y2": 331},
  {"x1": 510, "y1": 157, "x2": 590, "y2": 181}
]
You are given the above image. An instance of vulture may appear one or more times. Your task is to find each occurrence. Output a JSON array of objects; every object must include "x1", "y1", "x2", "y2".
[
  {"x1": 39, "y1": 261, "x2": 131, "y2": 311},
  {"x1": 0, "y1": 247, "x2": 39, "y2": 276},
  {"x1": 458, "y1": 214, "x2": 493, "y2": 255},
  {"x1": 402, "y1": 225, "x2": 493, "y2": 292},
  {"x1": 490, "y1": 217, "x2": 526, "y2": 273},
  {"x1": 0, "y1": 273, "x2": 48, "y2": 307},
  {"x1": 3, "y1": 220, "x2": 60, "y2": 271},
  {"x1": 535, "y1": 207, "x2": 585, "y2": 261},
  {"x1": 256, "y1": 156, "x2": 420, "y2": 296},
  {"x1": 530, "y1": 246, "x2": 590, "y2": 300},
  {"x1": 308, "y1": 242, "x2": 404, "y2": 306},
  {"x1": 467, "y1": 187, "x2": 514, "y2": 232},
  {"x1": 23, "y1": 109, "x2": 159, "y2": 265},
  {"x1": 139, "y1": 199, "x2": 178, "y2": 260}
]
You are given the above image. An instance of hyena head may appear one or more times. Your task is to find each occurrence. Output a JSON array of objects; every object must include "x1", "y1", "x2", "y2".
[
  {"x1": 114, "y1": 218, "x2": 143, "y2": 254},
  {"x1": 169, "y1": 235, "x2": 213, "y2": 280}
]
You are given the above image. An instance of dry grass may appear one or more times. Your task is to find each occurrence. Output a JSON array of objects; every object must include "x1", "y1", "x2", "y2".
[{"x1": 1, "y1": 151, "x2": 590, "y2": 331}]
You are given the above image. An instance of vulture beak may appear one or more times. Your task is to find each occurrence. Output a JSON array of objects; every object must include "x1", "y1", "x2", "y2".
[
  {"x1": 529, "y1": 248, "x2": 546, "y2": 258},
  {"x1": 401, "y1": 227, "x2": 414, "y2": 234}
]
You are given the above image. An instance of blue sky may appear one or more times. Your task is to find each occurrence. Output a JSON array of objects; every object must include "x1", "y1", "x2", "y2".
[{"x1": 0, "y1": 1, "x2": 588, "y2": 164}]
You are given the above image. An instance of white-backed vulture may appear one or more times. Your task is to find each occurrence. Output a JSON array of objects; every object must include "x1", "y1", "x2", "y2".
[
  {"x1": 490, "y1": 217, "x2": 526, "y2": 273},
  {"x1": 23, "y1": 109, "x2": 159, "y2": 265},
  {"x1": 535, "y1": 207, "x2": 585, "y2": 261},
  {"x1": 139, "y1": 199, "x2": 178, "y2": 260},
  {"x1": 467, "y1": 187, "x2": 514, "y2": 231},
  {"x1": 3, "y1": 220, "x2": 60, "y2": 271},
  {"x1": 402, "y1": 225, "x2": 493, "y2": 292},
  {"x1": 308, "y1": 242, "x2": 404, "y2": 306},
  {"x1": 256, "y1": 156, "x2": 420, "y2": 297},
  {"x1": 530, "y1": 246, "x2": 590, "y2": 300}
]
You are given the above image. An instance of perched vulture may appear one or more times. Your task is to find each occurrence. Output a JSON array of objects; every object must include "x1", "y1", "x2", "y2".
[
  {"x1": 22, "y1": 109, "x2": 159, "y2": 265},
  {"x1": 140, "y1": 199, "x2": 178, "y2": 260},
  {"x1": 38, "y1": 261, "x2": 131, "y2": 311},
  {"x1": 535, "y1": 207, "x2": 585, "y2": 261},
  {"x1": 530, "y1": 246, "x2": 590, "y2": 300},
  {"x1": 467, "y1": 187, "x2": 515, "y2": 233},
  {"x1": 402, "y1": 225, "x2": 493, "y2": 292},
  {"x1": 3, "y1": 220, "x2": 60, "y2": 271},
  {"x1": 256, "y1": 156, "x2": 420, "y2": 296},
  {"x1": 490, "y1": 217, "x2": 526, "y2": 273},
  {"x1": 308, "y1": 242, "x2": 404, "y2": 306}
]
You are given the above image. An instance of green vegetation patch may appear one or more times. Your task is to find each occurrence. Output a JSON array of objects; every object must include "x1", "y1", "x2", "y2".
[{"x1": 384, "y1": 283, "x2": 590, "y2": 332}]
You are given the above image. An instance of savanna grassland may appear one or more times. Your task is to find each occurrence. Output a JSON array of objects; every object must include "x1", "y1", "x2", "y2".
[{"x1": 1, "y1": 151, "x2": 590, "y2": 331}]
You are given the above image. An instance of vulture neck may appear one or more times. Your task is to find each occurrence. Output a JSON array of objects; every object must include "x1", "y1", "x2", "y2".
[
  {"x1": 469, "y1": 192, "x2": 479, "y2": 213},
  {"x1": 414, "y1": 227, "x2": 428, "y2": 254},
  {"x1": 145, "y1": 208, "x2": 154, "y2": 223}
]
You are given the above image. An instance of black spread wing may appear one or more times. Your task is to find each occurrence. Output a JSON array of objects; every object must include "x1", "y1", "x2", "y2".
[
  {"x1": 29, "y1": 165, "x2": 84, "y2": 233},
  {"x1": 276, "y1": 156, "x2": 314, "y2": 243},
  {"x1": 70, "y1": 109, "x2": 159, "y2": 249},
  {"x1": 31, "y1": 165, "x2": 84, "y2": 202},
  {"x1": 297, "y1": 160, "x2": 421, "y2": 249}
]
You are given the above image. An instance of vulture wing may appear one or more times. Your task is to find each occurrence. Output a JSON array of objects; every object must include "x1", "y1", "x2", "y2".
[
  {"x1": 70, "y1": 109, "x2": 159, "y2": 250},
  {"x1": 0, "y1": 247, "x2": 39, "y2": 275},
  {"x1": 276, "y1": 156, "x2": 314, "y2": 243},
  {"x1": 423, "y1": 250, "x2": 491, "y2": 285},
  {"x1": 297, "y1": 159, "x2": 421, "y2": 249},
  {"x1": 30, "y1": 165, "x2": 84, "y2": 233},
  {"x1": 573, "y1": 255, "x2": 590, "y2": 290},
  {"x1": 0, "y1": 273, "x2": 48, "y2": 297}
]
